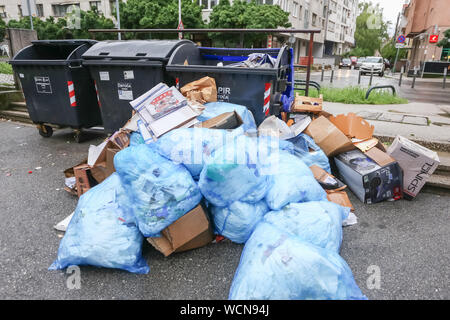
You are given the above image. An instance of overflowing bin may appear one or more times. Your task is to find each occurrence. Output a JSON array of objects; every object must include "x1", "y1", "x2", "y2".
[
  {"x1": 82, "y1": 40, "x2": 196, "y2": 133},
  {"x1": 10, "y1": 40, "x2": 102, "y2": 140},
  {"x1": 166, "y1": 45, "x2": 294, "y2": 125}
]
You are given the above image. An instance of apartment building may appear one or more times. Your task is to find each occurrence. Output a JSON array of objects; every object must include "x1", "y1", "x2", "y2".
[
  {"x1": 402, "y1": 0, "x2": 450, "y2": 67},
  {"x1": 0, "y1": 0, "x2": 117, "y2": 22}
]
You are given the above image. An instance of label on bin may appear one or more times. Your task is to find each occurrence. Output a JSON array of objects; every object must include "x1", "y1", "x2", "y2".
[
  {"x1": 217, "y1": 87, "x2": 231, "y2": 101},
  {"x1": 34, "y1": 76, "x2": 52, "y2": 94},
  {"x1": 99, "y1": 71, "x2": 110, "y2": 81},
  {"x1": 124, "y1": 70, "x2": 134, "y2": 80},
  {"x1": 118, "y1": 82, "x2": 133, "y2": 100}
]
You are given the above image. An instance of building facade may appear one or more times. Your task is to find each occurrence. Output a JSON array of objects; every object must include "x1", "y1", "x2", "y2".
[{"x1": 401, "y1": 0, "x2": 450, "y2": 68}]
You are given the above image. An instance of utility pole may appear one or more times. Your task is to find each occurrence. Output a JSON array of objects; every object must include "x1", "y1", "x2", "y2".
[
  {"x1": 26, "y1": 0, "x2": 34, "y2": 30},
  {"x1": 116, "y1": 0, "x2": 121, "y2": 40},
  {"x1": 178, "y1": 0, "x2": 182, "y2": 40}
]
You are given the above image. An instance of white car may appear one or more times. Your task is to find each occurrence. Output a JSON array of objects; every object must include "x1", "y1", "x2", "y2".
[{"x1": 360, "y1": 57, "x2": 385, "y2": 77}]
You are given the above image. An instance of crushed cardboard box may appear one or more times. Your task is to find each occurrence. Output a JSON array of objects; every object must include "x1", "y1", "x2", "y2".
[
  {"x1": 291, "y1": 93, "x2": 323, "y2": 113},
  {"x1": 147, "y1": 204, "x2": 214, "y2": 257},
  {"x1": 387, "y1": 135, "x2": 440, "y2": 200},
  {"x1": 196, "y1": 111, "x2": 243, "y2": 130},
  {"x1": 329, "y1": 113, "x2": 374, "y2": 141}
]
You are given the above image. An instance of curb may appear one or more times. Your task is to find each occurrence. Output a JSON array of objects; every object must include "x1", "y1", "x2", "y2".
[{"x1": 375, "y1": 134, "x2": 450, "y2": 153}]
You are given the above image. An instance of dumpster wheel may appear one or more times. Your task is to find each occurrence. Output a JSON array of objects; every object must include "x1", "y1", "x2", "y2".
[
  {"x1": 73, "y1": 129, "x2": 84, "y2": 143},
  {"x1": 37, "y1": 125, "x2": 53, "y2": 138}
]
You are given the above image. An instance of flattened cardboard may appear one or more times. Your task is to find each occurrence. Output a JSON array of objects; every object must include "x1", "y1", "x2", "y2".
[
  {"x1": 309, "y1": 165, "x2": 347, "y2": 191},
  {"x1": 354, "y1": 137, "x2": 379, "y2": 153},
  {"x1": 304, "y1": 115, "x2": 355, "y2": 157},
  {"x1": 329, "y1": 113, "x2": 374, "y2": 140},
  {"x1": 106, "y1": 147, "x2": 119, "y2": 176},
  {"x1": 365, "y1": 146, "x2": 396, "y2": 167},
  {"x1": 147, "y1": 204, "x2": 213, "y2": 257},
  {"x1": 326, "y1": 191, "x2": 354, "y2": 211},
  {"x1": 387, "y1": 135, "x2": 440, "y2": 199},
  {"x1": 198, "y1": 111, "x2": 243, "y2": 129},
  {"x1": 74, "y1": 164, "x2": 98, "y2": 197}
]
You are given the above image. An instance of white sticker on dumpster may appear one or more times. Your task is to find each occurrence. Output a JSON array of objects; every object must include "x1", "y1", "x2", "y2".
[
  {"x1": 99, "y1": 71, "x2": 110, "y2": 81},
  {"x1": 217, "y1": 86, "x2": 231, "y2": 101},
  {"x1": 124, "y1": 70, "x2": 134, "y2": 80},
  {"x1": 34, "y1": 76, "x2": 52, "y2": 94},
  {"x1": 118, "y1": 82, "x2": 133, "y2": 100}
]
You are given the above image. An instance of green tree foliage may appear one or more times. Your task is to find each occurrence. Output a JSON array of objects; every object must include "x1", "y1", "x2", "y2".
[
  {"x1": 6, "y1": 9, "x2": 115, "y2": 40},
  {"x1": 380, "y1": 41, "x2": 407, "y2": 62},
  {"x1": 348, "y1": 1, "x2": 389, "y2": 57},
  {"x1": 437, "y1": 29, "x2": 450, "y2": 48},
  {"x1": 121, "y1": 0, "x2": 205, "y2": 39},
  {"x1": 0, "y1": 17, "x2": 6, "y2": 42},
  {"x1": 208, "y1": 0, "x2": 291, "y2": 47}
]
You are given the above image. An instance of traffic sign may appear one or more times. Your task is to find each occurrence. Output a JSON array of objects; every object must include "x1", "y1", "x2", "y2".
[
  {"x1": 397, "y1": 35, "x2": 406, "y2": 43},
  {"x1": 177, "y1": 20, "x2": 184, "y2": 40},
  {"x1": 395, "y1": 43, "x2": 406, "y2": 49},
  {"x1": 429, "y1": 34, "x2": 439, "y2": 43}
]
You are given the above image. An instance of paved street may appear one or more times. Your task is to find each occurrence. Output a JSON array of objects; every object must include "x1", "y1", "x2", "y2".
[
  {"x1": 297, "y1": 69, "x2": 450, "y2": 105},
  {"x1": 0, "y1": 119, "x2": 449, "y2": 300}
]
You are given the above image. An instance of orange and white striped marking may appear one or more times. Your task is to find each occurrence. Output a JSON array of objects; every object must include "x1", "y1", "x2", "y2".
[
  {"x1": 175, "y1": 77, "x2": 180, "y2": 89},
  {"x1": 263, "y1": 82, "x2": 271, "y2": 116},
  {"x1": 94, "y1": 80, "x2": 101, "y2": 107},
  {"x1": 67, "y1": 81, "x2": 76, "y2": 107}
]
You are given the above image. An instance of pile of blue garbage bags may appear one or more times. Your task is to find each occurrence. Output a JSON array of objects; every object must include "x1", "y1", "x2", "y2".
[{"x1": 50, "y1": 101, "x2": 367, "y2": 300}]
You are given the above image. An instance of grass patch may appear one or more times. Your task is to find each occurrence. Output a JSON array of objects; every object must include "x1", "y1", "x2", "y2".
[
  {"x1": 299, "y1": 86, "x2": 408, "y2": 105},
  {"x1": 0, "y1": 62, "x2": 13, "y2": 75}
]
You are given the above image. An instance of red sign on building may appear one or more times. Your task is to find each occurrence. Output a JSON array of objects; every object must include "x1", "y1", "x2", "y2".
[{"x1": 429, "y1": 34, "x2": 439, "y2": 43}]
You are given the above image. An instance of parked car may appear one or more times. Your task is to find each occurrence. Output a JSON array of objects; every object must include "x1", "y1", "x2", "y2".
[
  {"x1": 355, "y1": 57, "x2": 366, "y2": 69},
  {"x1": 360, "y1": 56, "x2": 385, "y2": 77},
  {"x1": 339, "y1": 58, "x2": 352, "y2": 69},
  {"x1": 350, "y1": 56, "x2": 358, "y2": 66}
]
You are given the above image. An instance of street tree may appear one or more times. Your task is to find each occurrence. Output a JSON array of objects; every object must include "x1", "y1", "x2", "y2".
[{"x1": 208, "y1": 0, "x2": 290, "y2": 47}]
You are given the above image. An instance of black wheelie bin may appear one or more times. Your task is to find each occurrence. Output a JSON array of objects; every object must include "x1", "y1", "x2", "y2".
[
  {"x1": 10, "y1": 40, "x2": 102, "y2": 141},
  {"x1": 82, "y1": 40, "x2": 197, "y2": 133},
  {"x1": 166, "y1": 45, "x2": 295, "y2": 126}
]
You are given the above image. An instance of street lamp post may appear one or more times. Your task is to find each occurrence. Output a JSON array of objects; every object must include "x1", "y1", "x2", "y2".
[{"x1": 116, "y1": 0, "x2": 121, "y2": 40}]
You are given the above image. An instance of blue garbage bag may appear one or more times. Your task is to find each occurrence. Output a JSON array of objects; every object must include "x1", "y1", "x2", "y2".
[
  {"x1": 264, "y1": 151, "x2": 327, "y2": 210},
  {"x1": 211, "y1": 200, "x2": 269, "y2": 244},
  {"x1": 114, "y1": 144, "x2": 202, "y2": 237},
  {"x1": 198, "y1": 102, "x2": 257, "y2": 132},
  {"x1": 288, "y1": 133, "x2": 331, "y2": 173},
  {"x1": 198, "y1": 135, "x2": 272, "y2": 207},
  {"x1": 228, "y1": 222, "x2": 367, "y2": 300},
  {"x1": 263, "y1": 201, "x2": 350, "y2": 252},
  {"x1": 130, "y1": 131, "x2": 145, "y2": 146},
  {"x1": 152, "y1": 127, "x2": 243, "y2": 179},
  {"x1": 49, "y1": 173, "x2": 149, "y2": 274}
]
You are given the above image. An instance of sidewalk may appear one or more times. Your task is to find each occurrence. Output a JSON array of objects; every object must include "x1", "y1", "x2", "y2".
[{"x1": 323, "y1": 101, "x2": 450, "y2": 148}]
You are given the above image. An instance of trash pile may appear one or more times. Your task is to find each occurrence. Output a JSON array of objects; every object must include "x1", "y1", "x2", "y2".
[{"x1": 50, "y1": 76, "x2": 440, "y2": 300}]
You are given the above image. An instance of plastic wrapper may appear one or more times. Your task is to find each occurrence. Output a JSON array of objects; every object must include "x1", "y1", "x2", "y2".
[
  {"x1": 265, "y1": 151, "x2": 327, "y2": 210},
  {"x1": 288, "y1": 133, "x2": 331, "y2": 173},
  {"x1": 198, "y1": 102, "x2": 257, "y2": 132},
  {"x1": 263, "y1": 201, "x2": 350, "y2": 252},
  {"x1": 49, "y1": 173, "x2": 149, "y2": 274},
  {"x1": 114, "y1": 144, "x2": 202, "y2": 237},
  {"x1": 130, "y1": 131, "x2": 145, "y2": 146},
  {"x1": 228, "y1": 222, "x2": 367, "y2": 300},
  {"x1": 211, "y1": 201, "x2": 269, "y2": 244},
  {"x1": 198, "y1": 135, "x2": 272, "y2": 207},
  {"x1": 152, "y1": 127, "x2": 243, "y2": 179}
]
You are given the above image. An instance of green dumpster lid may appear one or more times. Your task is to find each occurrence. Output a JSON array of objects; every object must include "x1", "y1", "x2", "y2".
[{"x1": 82, "y1": 40, "x2": 194, "y2": 61}]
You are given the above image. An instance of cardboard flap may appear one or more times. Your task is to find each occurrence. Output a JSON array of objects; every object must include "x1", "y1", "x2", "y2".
[
  {"x1": 326, "y1": 191, "x2": 354, "y2": 211},
  {"x1": 147, "y1": 237, "x2": 175, "y2": 257},
  {"x1": 354, "y1": 137, "x2": 379, "y2": 152},
  {"x1": 329, "y1": 113, "x2": 374, "y2": 140},
  {"x1": 199, "y1": 111, "x2": 243, "y2": 129},
  {"x1": 365, "y1": 147, "x2": 396, "y2": 167},
  {"x1": 163, "y1": 205, "x2": 210, "y2": 250}
]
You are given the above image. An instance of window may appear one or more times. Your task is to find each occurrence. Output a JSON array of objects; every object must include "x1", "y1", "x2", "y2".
[
  {"x1": 330, "y1": 0, "x2": 337, "y2": 12},
  {"x1": 53, "y1": 4, "x2": 79, "y2": 17},
  {"x1": 328, "y1": 21, "x2": 335, "y2": 32},
  {"x1": 304, "y1": 9, "x2": 309, "y2": 28},
  {"x1": 36, "y1": 4, "x2": 44, "y2": 17},
  {"x1": 199, "y1": 0, "x2": 217, "y2": 10},
  {"x1": 293, "y1": 2, "x2": 298, "y2": 17},
  {"x1": 299, "y1": 5, "x2": 303, "y2": 20},
  {"x1": 0, "y1": 6, "x2": 6, "y2": 19},
  {"x1": 90, "y1": 1, "x2": 102, "y2": 13},
  {"x1": 312, "y1": 13, "x2": 317, "y2": 26}
]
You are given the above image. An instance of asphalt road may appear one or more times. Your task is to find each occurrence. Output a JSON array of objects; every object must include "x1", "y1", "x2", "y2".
[
  {"x1": 0, "y1": 120, "x2": 449, "y2": 300},
  {"x1": 301, "y1": 69, "x2": 450, "y2": 105}
]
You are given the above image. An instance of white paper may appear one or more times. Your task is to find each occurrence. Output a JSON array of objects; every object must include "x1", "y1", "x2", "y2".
[
  {"x1": 342, "y1": 211, "x2": 358, "y2": 227},
  {"x1": 149, "y1": 106, "x2": 198, "y2": 137},
  {"x1": 99, "y1": 71, "x2": 110, "y2": 81},
  {"x1": 64, "y1": 177, "x2": 76, "y2": 189},
  {"x1": 87, "y1": 140, "x2": 107, "y2": 166},
  {"x1": 54, "y1": 211, "x2": 75, "y2": 232}
]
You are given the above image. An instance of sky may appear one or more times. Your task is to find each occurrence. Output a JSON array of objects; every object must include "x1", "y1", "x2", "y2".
[{"x1": 367, "y1": 0, "x2": 407, "y2": 36}]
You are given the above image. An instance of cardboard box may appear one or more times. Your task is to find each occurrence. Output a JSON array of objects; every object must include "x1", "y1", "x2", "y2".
[
  {"x1": 387, "y1": 135, "x2": 440, "y2": 199},
  {"x1": 309, "y1": 165, "x2": 346, "y2": 191},
  {"x1": 147, "y1": 204, "x2": 214, "y2": 257},
  {"x1": 73, "y1": 164, "x2": 99, "y2": 197},
  {"x1": 198, "y1": 111, "x2": 243, "y2": 129},
  {"x1": 106, "y1": 147, "x2": 119, "y2": 177},
  {"x1": 149, "y1": 105, "x2": 199, "y2": 137},
  {"x1": 291, "y1": 93, "x2": 323, "y2": 113},
  {"x1": 326, "y1": 191, "x2": 354, "y2": 212},
  {"x1": 329, "y1": 113, "x2": 374, "y2": 141},
  {"x1": 334, "y1": 149, "x2": 403, "y2": 204},
  {"x1": 304, "y1": 115, "x2": 355, "y2": 157}
]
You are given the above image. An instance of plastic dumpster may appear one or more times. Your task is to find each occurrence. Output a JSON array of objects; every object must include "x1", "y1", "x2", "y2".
[
  {"x1": 82, "y1": 40, "x2": 196, "y2": 133},
  {"x1": 10, "y1": 40, "x2": 102, "y2": 141},
  {"x1": 166, "y1": 45, "x2": 294, "y2": 125}
]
